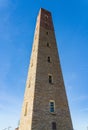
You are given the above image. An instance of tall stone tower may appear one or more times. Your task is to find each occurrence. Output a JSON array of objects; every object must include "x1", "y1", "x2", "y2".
[{"x1": 19, "y1": 8, "x2": 73, "y2": 130}]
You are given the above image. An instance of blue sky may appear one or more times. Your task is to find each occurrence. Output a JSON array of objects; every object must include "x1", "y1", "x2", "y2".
[{"x1": 0, "y1": 0, "x2": 88, "y2": 130}]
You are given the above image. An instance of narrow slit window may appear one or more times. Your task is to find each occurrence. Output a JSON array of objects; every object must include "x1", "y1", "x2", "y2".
[
  {"x1": 47, "y1": 42, "x2": 49, "y2": 47},
  {"x1": 24, "y1": 102, "x2": 28, "y2": 116},
  {"x1": 31, "y1": 60, "x2": 33, "y2": 67},
  {"x1": 52, "y1": 122, "x2": 56, "y2": 130},
  {"x1": 48, "y1": 57, "x2": 51, "y2": 62},
  {"x1": 28, "y1": 83, "x2": 30, "y2": 88},
  {"x1": 50, "y1": 101, "x2": 55, "y2": 113},
  {"x1": 46, "y1": 32, "x2": 48, "y2": 35},
  {"x1": 28, "y1": 77, "x2": 31, "y2": 88},
  {"x1": 49, "y1": 75, "x2": 53, "y2": 83}
]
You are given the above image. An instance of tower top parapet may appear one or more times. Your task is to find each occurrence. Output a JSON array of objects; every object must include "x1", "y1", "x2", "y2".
[{"x1": 37, "y1": 8, "x2": 54, "y2": 31}]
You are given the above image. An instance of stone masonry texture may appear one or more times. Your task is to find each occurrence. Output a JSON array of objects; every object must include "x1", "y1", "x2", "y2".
[{"x1": 19, "y1": 8, "x2": 73, "y2": 130}]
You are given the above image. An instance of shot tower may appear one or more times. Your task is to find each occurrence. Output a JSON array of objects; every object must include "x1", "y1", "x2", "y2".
[{"x1": 19, "y1": 8, "x2": 73, "y2": 130}]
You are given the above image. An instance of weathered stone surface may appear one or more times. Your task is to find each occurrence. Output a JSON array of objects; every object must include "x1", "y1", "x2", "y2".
[{"x1": 19, "y1": 8, "x2": 73, "y2": 130}]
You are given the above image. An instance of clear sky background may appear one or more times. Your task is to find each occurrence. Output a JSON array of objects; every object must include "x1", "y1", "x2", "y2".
[{"x1": 0, "y1": 0, "x2": 88, "y2": 130}]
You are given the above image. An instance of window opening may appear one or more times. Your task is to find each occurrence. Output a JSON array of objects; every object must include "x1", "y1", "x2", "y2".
[
  {"x1": 24, "y1": 102, "x2": 28, "y2": 116},
  {"x1": 46, "y1": 32, "x2": 48, "y2": 35},
  {"x1": 49, "y1": 75, "x2": 52, "y2": 83},
  {"x1": 50, "y1": 101, "x2": 55, "y2": 113},
  {"x1": 47, "y1": 42, "x2": 50, "y2": 47},
  {"x1": 48, "y1": 57, "x2": 51, "y2": 62},
  {"x1": 52, "y1": 122, "x2": 56, "y2": 130}
]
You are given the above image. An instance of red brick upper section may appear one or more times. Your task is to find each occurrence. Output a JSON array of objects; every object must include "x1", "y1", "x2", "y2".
[{"x1": 39, "y1": 8, "x2": 54, "y2": 31}]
